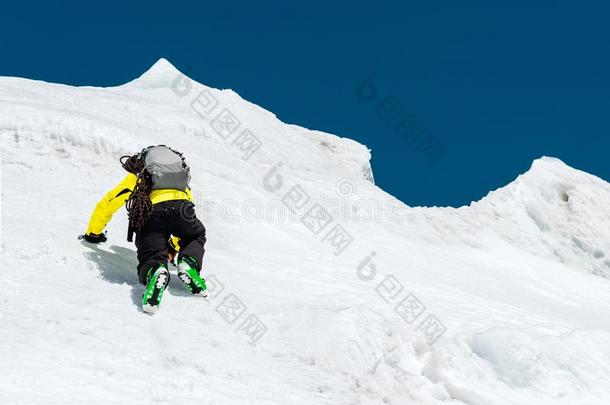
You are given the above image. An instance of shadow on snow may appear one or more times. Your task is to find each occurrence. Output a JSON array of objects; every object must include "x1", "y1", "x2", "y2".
[{"x1": 82, "y1": 243, "x2": 192, "y2": 312}]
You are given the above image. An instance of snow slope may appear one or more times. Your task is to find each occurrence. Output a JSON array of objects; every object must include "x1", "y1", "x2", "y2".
[{"x1": 2, "y1": 58, "x2": 610, "y2": 405}]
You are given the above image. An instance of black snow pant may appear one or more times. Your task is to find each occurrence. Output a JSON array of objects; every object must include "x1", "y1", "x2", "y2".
[{"x1": 135, "y1": 200, "x2": 206, "y2": 285}]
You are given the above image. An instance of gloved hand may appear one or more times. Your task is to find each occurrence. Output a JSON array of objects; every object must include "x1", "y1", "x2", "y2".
[{"x1": 83, "y1": 232, "x2": 107, "y2": 244}]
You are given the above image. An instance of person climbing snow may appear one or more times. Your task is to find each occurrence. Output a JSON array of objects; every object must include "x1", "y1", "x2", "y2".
[{"x1": 81, "y1": 145, "x2": 207, "y2": 313}]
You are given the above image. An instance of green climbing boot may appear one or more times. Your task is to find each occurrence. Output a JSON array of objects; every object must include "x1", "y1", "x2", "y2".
[
  {"x1": 177, "y1": 256, "x2": 207, "y2": 297},
  {"x1": 142, "y1": 264, "x2": 170, "y2": 313}
]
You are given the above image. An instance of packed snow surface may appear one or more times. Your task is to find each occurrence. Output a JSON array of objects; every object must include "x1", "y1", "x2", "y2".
[{"x1": 2, "y1": 58, "x2": 610, "y2": 405}]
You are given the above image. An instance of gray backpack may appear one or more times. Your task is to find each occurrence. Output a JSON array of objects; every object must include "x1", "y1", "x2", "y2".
[{"x1": 141, "y1": 145, "x2": 191, "y2": 191}]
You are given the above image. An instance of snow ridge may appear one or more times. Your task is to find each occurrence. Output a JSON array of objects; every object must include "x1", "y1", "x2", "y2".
[{"x1": 470, "y1": 156, "x2": 610, "y2": 277}]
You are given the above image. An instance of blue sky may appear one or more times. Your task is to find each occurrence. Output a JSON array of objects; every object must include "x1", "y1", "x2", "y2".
[{"x1": 1, "y1": 1, "x2": 608, "y2": 206}]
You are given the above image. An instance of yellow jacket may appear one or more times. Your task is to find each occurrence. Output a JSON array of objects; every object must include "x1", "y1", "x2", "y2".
[{"x1": 86, "y1": 173, "x2": 193, "y2": 235}]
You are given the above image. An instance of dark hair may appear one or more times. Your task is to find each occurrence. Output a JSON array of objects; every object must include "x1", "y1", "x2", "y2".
[{"x1": 120, "y1": 153, "x2": 153, "y2": 229}]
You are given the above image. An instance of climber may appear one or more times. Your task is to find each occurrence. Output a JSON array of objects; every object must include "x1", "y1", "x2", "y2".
[{"x1": 82, "y1": 145, "x2": 207, "y2": 313}]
